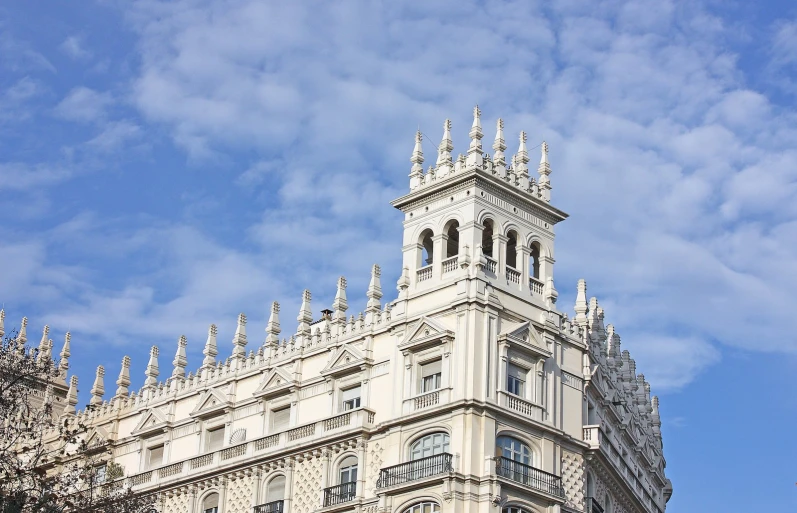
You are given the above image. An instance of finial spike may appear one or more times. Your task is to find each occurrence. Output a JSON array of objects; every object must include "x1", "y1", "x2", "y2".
[
  {"x1": 409, "y1": 130, "x2": 424, "y2": 189},
  {"x1": 59, "y1": 332, "x2": 71, "y2": 379},
  {"x1": 366, "y1": 264, "x2": 383, "y2": 319},
  {"x1": 172, "y1": 335, "x2": 188, "y2": 378},
  {"x1": 0, "y1": 309, "x2": 5, "y2": 338},
  {"x1": 116, "y1": 356, "x2": 131, "y2": 397},
  {"x1": 435, "y1": 119, "x2": 454, "y2": 177},
  {"x1": 333, "y1": 277, "x2": 348, "y2": 323},
  {"x1": 145, "y1": 346, "x2": 159, "y2": 387},
  {"x1": 297, "y1": 290, "x2": 312, "y2": 335},
  {"x1": 232, "y1": 313, "x2": 247, "y2": 358},
  {"x1": 574, "y1": 279, "x2": 588, "y2": 326},
  {"x1": 265, "y1": 302, "x2": 281, "y2": 346},
  {"x1": 203, "y1": 324, "x2": 219, "y2": 367},
  {"x1": 63, "y1": 376, "x2": 78, "y2": 418},
  {"x1": 537, "y1": 140, "x2": 551, "y2": 200},
  {"x1": 90, "y1": 365, "x2": 105, "y2": 405}
]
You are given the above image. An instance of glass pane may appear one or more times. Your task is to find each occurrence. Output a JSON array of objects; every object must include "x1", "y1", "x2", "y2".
[
  {"x1": 421, "y1": 360, "x2": 442, "y2": 377},
  {"x1": 266, "y1": 476, "x2": 285, "y2": 502},
  {"x1": 148, "y1": 446, "x2": 163, "y2": 468},
  {"x1": 341, "y1": 386, "x2": 361, "y2": 401}
]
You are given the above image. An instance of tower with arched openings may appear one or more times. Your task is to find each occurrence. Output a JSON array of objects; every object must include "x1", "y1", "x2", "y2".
[{"x1": 12, "y1": 108, "x2": 671, "y2": 513}]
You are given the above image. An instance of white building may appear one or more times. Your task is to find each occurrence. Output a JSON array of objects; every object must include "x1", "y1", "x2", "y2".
[{"x1": 8, "y1": 107, "x2": 672, "y2": 513}]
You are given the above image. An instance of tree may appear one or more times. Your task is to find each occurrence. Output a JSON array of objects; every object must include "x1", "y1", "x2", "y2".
[{"x1": 0, "y1": 329, "x2": 156, "y2": 513}]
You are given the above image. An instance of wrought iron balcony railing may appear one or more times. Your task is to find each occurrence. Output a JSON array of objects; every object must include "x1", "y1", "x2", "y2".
[
  {"x1": 495, "y1": 456, "x2": 565, "y2": 498},
  {"x1": 323, "y1": 482, "x2": 356, "y2": 507},
  {"x1": 376, "y1": 453, "x2": 453, "y2": 488},
  {"x1": 586, "y1": 497, "x2": 604, "y2": 513},
  {"x1": 253, "y1": 500, "x2": 284, "y2": 513}
]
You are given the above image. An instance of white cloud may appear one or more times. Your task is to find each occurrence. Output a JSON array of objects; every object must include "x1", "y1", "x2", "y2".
[
  {"x1": 60, "y1": 35, "x2": 92, "y2": 60},
  {"x1": 85, "y1": 120, "x2": 142, "y2": 152},
  {"x1": 54, "y1": 87, "x2": 113, "y2": 123}
]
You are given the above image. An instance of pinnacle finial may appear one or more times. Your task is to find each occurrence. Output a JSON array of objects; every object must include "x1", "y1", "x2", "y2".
[
  {"x1": 203, "y1": 324, "x2": 219, "y2": 367},
  {"x1": 265, "y1": 302, "x2": 281, "y2": 346},
  {"x1": 90, "y1": 365, "x2": 105, "y2": 406},
  {"x1": 297, "y1": 290, "x2": 312, "y2": 335},
  {"x1": 59, "y1": 332, "x2": 71, "y2": 377},
  {"x1": 436, "y1": 119, "x2": 454, "y2": 177},
  {"x1": 145, "y1": 346, "x2": 159, "y2": 387},
  {"x1": 492, "y1": 118, "x2": 507, "y2": 177},
  {"x1": 38, "y1": 325, "x2": 50, "y2": 352},
  {"x1": 172, "y1": 335, "x2": 188, "y2": 378},
  {"x1": 574, "y1": 279, "x2": 588, "y2": 326},
  {"x1": 537, "y1": 140, "x2": 551, "y2": 200},
  {"x1": 366, "y1": 264, "x2": 383, "y2": 313},
  {"x1": 63, "y1": 376, "x2": 78, "y2": 418},
  {"x1": 0, "y1": 309, "x2": 5, "y2": 339},
  {"x1": 410, "y1": 131, "x2": 424, "y2": 189},
  {"x1": 232, "y1": 313, "x2": 247, "y2": 358},
  {"x1": 116, "y1": 356, "x2": 131, "y2": 397},
  {"x1": 333, "y1": 276, "x2": 348, "y2": 323},
  {"x1": 17, "y1": 317, "x2": 28, "y2": 353},
  {"x1": 466, "y1": 106, "x2": 484, "y2": 168}
]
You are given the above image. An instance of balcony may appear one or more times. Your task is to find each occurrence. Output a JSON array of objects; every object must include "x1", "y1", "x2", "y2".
[
  {"x1": 498, "y1": 390, "x2": 544, "y2": 422},
  {"x1": 376, "y1": 453, "x2": 454, "y2": 488},
  {"x1": 506, "y1": 266, "x2": 521, "y2": 284},
  {"x1": 441, "y1": 256, "x2": 458, "y2": 274},
  {"x1": 495, "y1": 456, "x2": 564, "y2": 498},
  {"x1": 417, "y1": 265, "x2": 433, "y2": 282},
  {"x1": 586, "y1": 497, "x2": 604, "y2": 513},
  {"x1": 253, "y1": 501, "x2": 284, "y2": 513},
  {"x1": 123, "y1": 408, "x2": 375, "y2": 491},
  {"x1": 485, "y1": 256, "x2": 497, "y2": 273},
  {"x1": 323, "y1": 482, "x2": 356, "y2": 507},
  {"x1": 529, "y1": 277, "x2": 544, "y2": 295},
  {"x1": 402, "y1": 387, "x2": 451, "y2": 415}
]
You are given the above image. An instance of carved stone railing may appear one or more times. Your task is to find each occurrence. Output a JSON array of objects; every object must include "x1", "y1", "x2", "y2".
[
  {"x1": 441, "y1": 256, "x2": 458, "y2": 274},
  {"x1": 485, "y1": 256, "x2": 497, "y2": 273},
  {"x1": 220, "y1": 443, "x2": 247, "y2": 461},
  {"x1": 413, "y1": 390, "x2": 439, "y2": 410},
  {"x1": 127, "y1": 471, "x2": 152, "y2": 487},
  {"x1": 506, "y1": 266, "x2": 520, "y2": 284},
  {"x1": 499, "y1": 391, "x2": 544, "y2": 422},
  {"x1": 323, "y1": 481, "x2": 356, "y2": 507},
  {"x1": 416, "y1": 265, "x2": 433, "y2": 282},
  {"x1": 254, "y1": 434, "x2": 280, "y2": 451},
  {"x1": 287, "y1": 424, "x2": 315, "y2": 441},
  {"x1": 324, "y1": 412, "x2": 351, "y2": 431},
  {"x1": 190, "y1": 453, "x2": 214, "y2": 469},
  {"x1": 158, "y1": 462, "x2": 183, "y2": 478},
  {"x1": 529, "y1": 277, "x2": 544, "y2": 295},
  {"x1": 253, "y1": 500, "x2": 284, "y2": 513},
  {"x1": 583, "y1": 424, "x2": 601, "y2": 449}
]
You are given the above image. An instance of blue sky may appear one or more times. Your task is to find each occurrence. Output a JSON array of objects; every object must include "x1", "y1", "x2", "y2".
[{"x1": 1, "y1": 0, "x2": 796, "y2": 510}]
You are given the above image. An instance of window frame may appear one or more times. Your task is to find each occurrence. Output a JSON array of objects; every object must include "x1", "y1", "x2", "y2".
[
  {"x1": 409, "y1": 432, "x2": 450, "y2": 460},
  {"x1": 146, "y1": 444, "x2": 164, "y2": 470},
  {"x1": 338, "y1": 455, "x2": 358, "y2": 484},
  {"x1": 418, "y1": 359, "x2": 442, "y2": 394},
  {"x1": 340, "y1": 385, "x2": 362, "y2": 412}
]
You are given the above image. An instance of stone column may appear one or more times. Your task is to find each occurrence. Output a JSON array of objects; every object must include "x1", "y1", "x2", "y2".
[
  {"x1": 518, "y1": 245, "x2": 531, "y2": 292},
  {"x1": 494, "y1": 234, "x2": 508, "y2": 274},
  {"x1": 431, "y1": 233, "x2": 445, "y2": 279},
  {"x1": 284, "y1": 459, "x2": 295, "y2": 513}
]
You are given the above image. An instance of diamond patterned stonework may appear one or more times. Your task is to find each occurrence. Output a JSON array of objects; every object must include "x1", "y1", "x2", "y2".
[
  {"x1": 561, "y1": 450, "x2": 585, "y2": 510},
  {"x1": 226, "y1": 474, "x2": 253, "y2": 513},
  {"x1": 292, "y1": 456, "x2": 322, "y2": 513}
]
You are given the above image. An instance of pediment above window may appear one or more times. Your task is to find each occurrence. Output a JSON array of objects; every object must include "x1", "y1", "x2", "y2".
[
  {"x1": 498, "y1": 321, "x2": 550, "y2": 359},
  {"x1": 398, "y1": 316, "x2": 454, "y2": 353},
  {"x1": 253, "y1": 367, "x2": 297, "y2": 399},
  {"x1": 321, "y1": 345, "x2": 370, "y2": 378},
  {"x1": 84, "y1": 426, "x2": 112, "y2": 453},
  {"x1": 190, "y1": 388, "x2": 231, "y2": 419},
  {"x1": 131, "y1": 408, "x2": 171, "y2": 437}
]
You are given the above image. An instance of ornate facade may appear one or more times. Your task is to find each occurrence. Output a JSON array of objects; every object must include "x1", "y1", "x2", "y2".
[{"x1": 5, "y1": 107, "x2": 672, "y2": 513}]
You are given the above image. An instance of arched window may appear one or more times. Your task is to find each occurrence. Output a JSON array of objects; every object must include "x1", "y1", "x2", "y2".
[
  {"x1": 410, "y1": 432, "x2": 450, "y2": 460},
  {"x1": 506, "y1": 230, "x2": 518, "y2": 268},
  {"x1": 264, "y1": 475, "x2": 285, "y2": 503},
  {"x1": 403, "y1": 502, "x2": 440, "y2": 513},
  {"x1": 445, "y1": 221, "x2": 460, "y2": 258},
  {"x1": 419, "y1": 229, "x2": 434, "y2": 266},
  {"x1": 338, "y1": 456, "x2": 358, "y2": 484},
  {"x1": 497, "y1": 436, "x2": 532, "y2": 465},
  {"x1": 586, "y1": 472, "x2": 596, "y2": 498},
  {"x1": 530, "y1": 242, "x2": 541, "y2": 280},
  {"x1": 503, "y1": 508, "x2": 530, "y2": 513},
  {"x1": 605, "y1": 494, "x2": 613, "y2": 513},
  {"x1": 202, "y1": 493, "x2": 219, "y2": 513},
  {"x1": 482, "y1": 220, "x2": 494, "y2": 257}
]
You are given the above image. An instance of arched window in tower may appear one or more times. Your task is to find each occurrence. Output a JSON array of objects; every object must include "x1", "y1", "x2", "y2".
[
  {"x1": 264, "y1": 475, "x2": 286, "y2": 504},
  {"x1": 506, "y1": 230, "x2": 518, "y2": 268},
  {"x1": 445, "y1": 221, "x2": 460, "y2": 258},
  {"x1": 419, "y1": 229, "x2": 434, "y2": 267},
  {"x1": 530, "y1": 242, "x2": 541, "y2": 280},
  {"x1": 402, "y1": 503, "x2": 440, "y2": 513},
  {"x1": 482, "y1": 220, "x2": 494, "y2": 257}
]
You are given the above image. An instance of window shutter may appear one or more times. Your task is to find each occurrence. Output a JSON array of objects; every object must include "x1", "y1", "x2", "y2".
[
  {"x1": 205, "y1": 427, "x2": 225, "y2": 452},
  {"x1": 271, "y1": 407, "x2": 290, "y2": 431},
  {"x1": 421, "y1": 360, "x2": 442, "y2": 377},
  {"x1": 341, "y1": 386, "x2": 361, "y2": 402},
  {"x1": 507, "y1": 364, "x2": 527, "y2": 380}
]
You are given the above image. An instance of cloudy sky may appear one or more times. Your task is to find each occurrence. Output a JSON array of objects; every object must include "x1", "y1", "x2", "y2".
[{"x1": 1, "y1": 0, "x2": 796, "y2": 510}]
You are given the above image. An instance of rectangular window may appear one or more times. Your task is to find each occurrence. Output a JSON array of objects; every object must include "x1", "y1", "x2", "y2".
[
  {"x1": 94, "y1": 464, "x2": 107, "y2": 484},
  {"x1": 271, "y1": 407, "x2": 290, "y2": 431},
  {"x1": 147, "y1": 445, "x2": 164, "y2": 469},
  {"x1": 507, "y1": 364, "x2": 526, "y2": 398},
  {"x1": 341, "y1": 386, "x2": 361, "y2": 411},
  {"x1": 205, "y1": 426, "x2": 225, "y2": 452},
  {"x1": 419, "y1": 359, "x2": 442, "y2": 393}
]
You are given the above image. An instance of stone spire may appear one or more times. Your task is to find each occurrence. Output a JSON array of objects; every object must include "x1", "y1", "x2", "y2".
[
  {"x1": 37, "y1": 325, "x2": 49, "y2": 357},
  {"x1": 202, "y1": 324, "x2": 218, "y2": 367},
  {"x1": 538, "y1": 141, "x2": 551, "y2": 200},
  {"x1": 466, "y1": 105, "x2": 484, "y2": 169},
  {"x1": 90, "y1": 365, "x2": 105, "y2": 406},
  {"x1": 115, "y1": 356, "x2": 131, "y2": 397},
  {"x1": 515, "y1": 131, "x2": 530, "y2": 190},
  {"x1": 232, "y1": 313, "x2": 247, "y2": 358},
  {"x1": 366, "y1": 264, "x2": 383, "y2": 312},
  {"x1": 332, "y1": 277, "x2": 348, "y2": 324},
  {"x1": 144, "y1": 346, "x2": 159, "y2": 387},
  {"x1": 16, "y1": 317, "x2": 28, "y2": 354},
  {"x1": 574, "y1": 279, "x2": 588, "y2": 326},
  {"x1": 0, "y1": 308, "x2": 5, "y2": 338},
  {"x1": 63, "y1": 376, "x2": 78, "y2": 418},
  {"x1": 59, "y1": 332, "x2": 71, "y2": 378},
  {"x1": 265, "y1": 302, "x2": 281, "y2": 346},
  {"x1": 172, "y1": 335, "x2": 188, "y2": 378},
  {"x1": 492, "y1": 118, "x2": 507, "y2": 179},
  {"x1": 297, "y1": 290, "x2": 312, "y2": 336},
  {"x1": 435, "y1": 119, "x2": 454, "y2": 177},
  {"x1": 409, "y1": 131, "x2": 424, "y2": 189}
]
